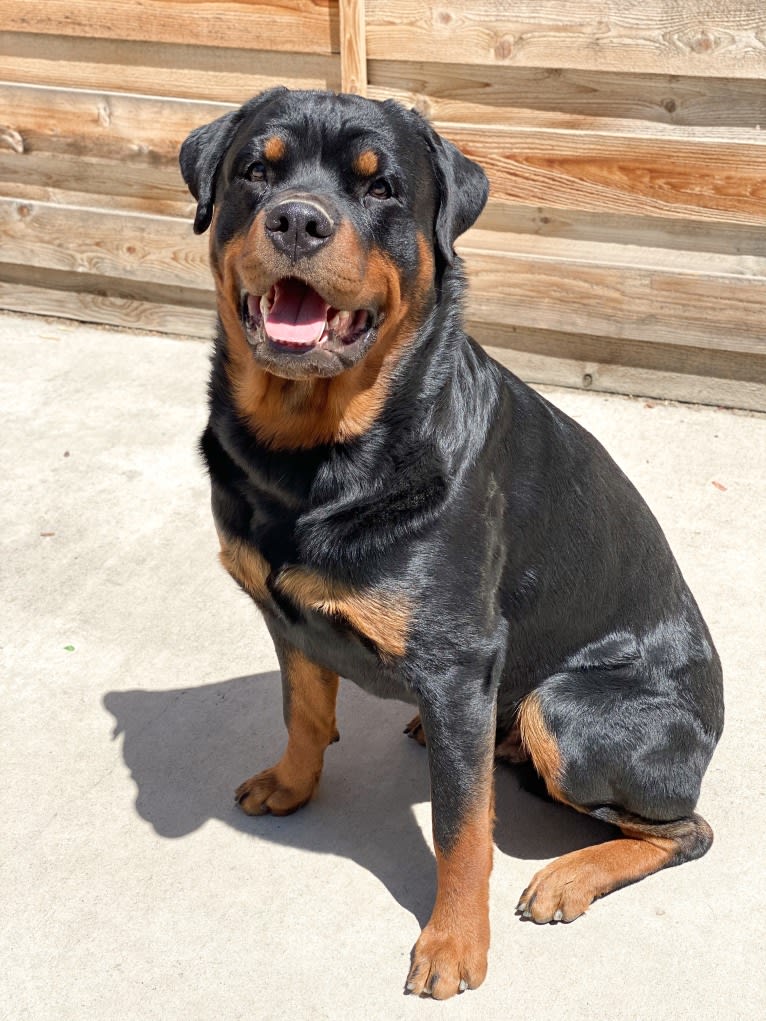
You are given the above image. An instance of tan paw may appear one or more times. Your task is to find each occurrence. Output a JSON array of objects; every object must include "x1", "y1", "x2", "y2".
[
  {"x1": 405, "y1": 924, "x2": 488, "y2": 999},
  {"x1": 235, "y1": 765, "x2": 318, "y2": 817},
  {"x1": 516, "y1": 854, "x2": 597, "y2": 923}
]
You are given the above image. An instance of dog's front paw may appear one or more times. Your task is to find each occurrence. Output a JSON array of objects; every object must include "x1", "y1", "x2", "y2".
[
  {"x1": 235, "y1": 764, "x2": 318, "y2": 816},
  {"x1": 405, "y1": 924, "x2": 488, "y2": 999}
]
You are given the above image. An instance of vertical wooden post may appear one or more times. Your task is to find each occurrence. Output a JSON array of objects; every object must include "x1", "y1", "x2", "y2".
[{"x1": 339, "y1": 0, "x2": 367, "y2": 95}]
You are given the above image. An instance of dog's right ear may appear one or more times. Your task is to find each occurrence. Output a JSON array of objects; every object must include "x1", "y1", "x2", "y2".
[
  {"x1": 179, "y1": 86, "x2": 288, "y2": 235},
  {"x1": 179, "y1": 109, "x2": 242, "y2": 235}
]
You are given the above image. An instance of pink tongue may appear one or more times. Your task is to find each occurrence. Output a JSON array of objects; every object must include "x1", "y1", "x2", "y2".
[{"x1": 265, "y1": 279, "x2": 329, "y2": 345}]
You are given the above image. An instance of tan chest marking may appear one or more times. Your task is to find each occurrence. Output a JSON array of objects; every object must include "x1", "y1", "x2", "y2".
[
  {"x1": 218, "y1": 535, "x2": 409, "y2": 660},
  {"x1": 276, "y1": 565, "x2": 410, "y2": 660},
  {"x1": 218, "y1": 535, "x2": 270, "y2": 604}
]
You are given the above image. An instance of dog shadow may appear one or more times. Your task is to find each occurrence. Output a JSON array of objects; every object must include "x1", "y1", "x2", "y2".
[{"x1": 104, "y1": 672, "x2": 615, "y2": 927}]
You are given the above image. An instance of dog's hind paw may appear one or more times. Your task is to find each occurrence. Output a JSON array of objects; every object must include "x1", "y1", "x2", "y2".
[{"x1": 404, "y1": 714, "x2": 426, "y2": 746}]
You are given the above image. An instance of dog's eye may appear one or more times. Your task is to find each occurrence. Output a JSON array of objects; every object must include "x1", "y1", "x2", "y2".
[
  {"x1": 367, "y1": 178, "x2": 392, "y2": 200},
  {"x1": 245, "y1": 161, "x2": 267, "y2": 182}
]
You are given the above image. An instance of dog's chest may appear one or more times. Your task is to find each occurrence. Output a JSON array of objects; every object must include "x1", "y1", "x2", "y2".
[{"x1": 219, "y1": 530, "x2": 414, "y2": 701}]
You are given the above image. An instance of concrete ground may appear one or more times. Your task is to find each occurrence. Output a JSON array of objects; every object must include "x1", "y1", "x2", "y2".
[{"x1": 1, "y1": 311, "x2": 764, "y2": 1021}]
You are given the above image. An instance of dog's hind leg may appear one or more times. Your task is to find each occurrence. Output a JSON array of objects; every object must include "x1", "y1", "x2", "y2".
[{"x1": 514, "y1": 688, "x2": 716, "y2": 923}]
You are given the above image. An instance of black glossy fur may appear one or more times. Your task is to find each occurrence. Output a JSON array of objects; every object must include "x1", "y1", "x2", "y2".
[{"x1": 181, "y1": 88, "x2": 724, "y2": 990}]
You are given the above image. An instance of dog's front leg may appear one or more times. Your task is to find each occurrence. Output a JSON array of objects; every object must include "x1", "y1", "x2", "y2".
[
  {"x1": 406, "y1": 688, "x2": 496, "y2": 999},
  {"x1": 235, "y1": 635, "x2": 339, "y2": 816}
]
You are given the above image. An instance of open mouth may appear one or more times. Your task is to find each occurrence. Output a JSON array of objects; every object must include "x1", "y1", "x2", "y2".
[{"x1": 241, "y1": 277, "x2": 375, "y2": 353}]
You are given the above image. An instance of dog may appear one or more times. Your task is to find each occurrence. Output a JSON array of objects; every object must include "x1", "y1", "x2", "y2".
[{"x1": 180, "y1": 88, "x2": 724, "y2": 999}]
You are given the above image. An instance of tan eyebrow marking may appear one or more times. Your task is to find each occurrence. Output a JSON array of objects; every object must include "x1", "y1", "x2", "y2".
[
  {"x1": 263, "y1": 136, "x2": 286, "y2": 162},
  {"x1": 353, "y1": 150, "x2": 379, "y2": 177}
]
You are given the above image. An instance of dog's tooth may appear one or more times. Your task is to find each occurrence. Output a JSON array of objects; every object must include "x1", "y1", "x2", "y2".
[{"x1": 329, "y1": 309, "x2": 352, "y2": 335}]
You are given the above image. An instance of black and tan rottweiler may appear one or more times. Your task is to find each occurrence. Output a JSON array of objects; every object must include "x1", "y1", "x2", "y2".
[{"x1": 180, "y1": 88, "x2": 724, "y2": 999}]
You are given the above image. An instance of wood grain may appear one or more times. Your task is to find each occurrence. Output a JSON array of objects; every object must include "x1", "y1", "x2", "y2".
[
  {"x1": 339, "y1": 0, "x2": 367, "y2": 94},
  {"x1": 0, "y1": 260, "x2": 215, "y2": 336},
  {"x1": 368, "y1": 60, "x2": 766, "y2": 129},
  {"x1": 0, "y1": 84, "x2": 230, "y2": 211},
  {"x1": 2, "y1": 0, "x2": 339, "y2": 54},
  {"x1": 0, "y1": 84, "x2": 230, "y2": 161},
  {"x1": 0, "y1": 199, "x2": 210, "y2": 290},
  {"x1": 0, "y1": 163, "x2": 193, "y2": 219},
  {"x1": 442, "y1": 123, "x2": 766, "y2": 226},
  {"x1": 0, "y1": 280, "x2": 215, "y2": 337},
  {"x1": 458, "y1": 229, "x2": 766, "y2": 355},
  {"x1": 472, "y1": 320, "x2": 766, "y2": 386},
  {"x1": 0, "y1": 33, "x2": 339, "y2": 101},
  {"x1": 483, "y1": 339, "x2": 766, "y2": 413},
  {"x1": 365, "y1": 0, "x2": 766, "y2": 79},
  {"x1": 477, "y1": 202, "x2": 766, "y2": 259}
]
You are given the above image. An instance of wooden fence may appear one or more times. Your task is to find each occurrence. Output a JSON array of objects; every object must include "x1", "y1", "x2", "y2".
[{"x1": 1, "y1": 1, "x2": 765, "y2": 410}]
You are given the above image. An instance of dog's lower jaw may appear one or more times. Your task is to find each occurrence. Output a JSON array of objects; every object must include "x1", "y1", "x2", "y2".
[{"x1": 239, "y1": 286, "x2": 381, "y2": 379}]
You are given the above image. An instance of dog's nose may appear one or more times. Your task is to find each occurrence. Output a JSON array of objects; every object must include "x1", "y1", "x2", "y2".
[{"x1": 264, "y1": 199, "x2": 335, "y2": 259}]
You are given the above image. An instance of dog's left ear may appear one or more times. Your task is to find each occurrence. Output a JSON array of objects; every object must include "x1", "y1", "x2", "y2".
[
  {"x1": 416, "y1": 116, "x2": 489, "y2": 267},
  {"x1": 179, "y1": 86, "x2": 288, "y2": 234}
]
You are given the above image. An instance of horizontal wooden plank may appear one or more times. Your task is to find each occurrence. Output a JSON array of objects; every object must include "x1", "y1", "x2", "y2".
[
  {"x1": 458, "y1": 230, "x2": 766, "y2": 355},
  {"x1": 470, "y1": 320, "x2": 766, "y2": 384},
  {"x1": 0, "y1": 83, "x2": 230, "y2": 163},
  {"x1": 463, "y1": 226, "x2": 766, "y2": 276},
  {"x1": 0, "y1": 199, "x2": 209, "y2": 290},
  {"x1": 0, "y1": 163, "x2": 194, "y2": 219},
  {"x1": 443, "y1": 123, "x2": 766, "y2": 226},
  {"x1": 366, "y1": 0, "x2": 766, "y2": 79},
  {"x1": 0, "y1": 84, "x2": 228, "y2": 210},
  {"x1": 0, "y1": 33, "x2": 339, "y2": 100},
  {"x1": 0, "y1": 280, "x2": 216, "y2": 338},
  {"x1": 0, "y1": 261, "x2": 215, "y2": 336},
  {"x1": 482, "y1": 341, "x2": 766, "y2": 414},
  {"x1": 477, "y1": 202, "x2": 766, "y2": 258},
  {"x1": 2, "y1": 1, "x2": 338, "y2": 54},
  {"x1": 369, "y1": 60, "x2": 766, "y2": 129}
]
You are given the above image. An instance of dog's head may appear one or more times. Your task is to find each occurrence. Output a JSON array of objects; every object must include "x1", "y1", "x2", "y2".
[{"x1": 180, "y1": 88, "x2": 488, "y2": 384}]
